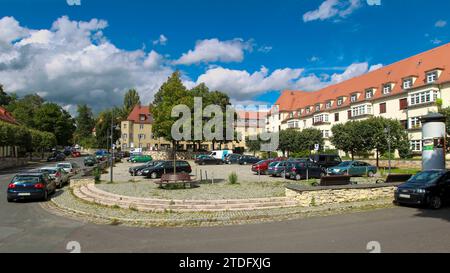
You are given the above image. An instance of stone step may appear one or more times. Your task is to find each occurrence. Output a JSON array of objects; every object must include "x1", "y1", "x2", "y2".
[{"x1": 76, "y1": 185, "x2": 298, "y2": 212}]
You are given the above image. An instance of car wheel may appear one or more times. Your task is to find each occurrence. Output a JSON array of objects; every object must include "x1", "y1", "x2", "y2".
[
  {"x1": 295, "y1": 174, "x2": 302, "y2": 181},
  {"x1": 42, "y1": 191, "x2": 49, "y2": 202},
  {"x1": 367, "y1": 171, "x2": 375, "y2": 177},
  {"x1": 429, "y1": 196, "x2": 442, "y2": 210},
  {"x1": 150, "y1": 172, "x2": 158, "y2": 179}
]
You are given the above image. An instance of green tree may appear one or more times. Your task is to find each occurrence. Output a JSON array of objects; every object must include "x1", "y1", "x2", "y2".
[
  {"x1": 33, "y1": 103, "x2": 76, "y2": 146},
  {"x1": 7, "y1": 94, "x2": 44, "y2": 128},
  {"x1": 279, "y1": 129, "x2": 301, "y2": 157},
  {"x1": 297, "y1": 128, "x2": 324, "y2": 153},
  {"x1": 74, "y1": 104, "x2": 95, "y2": 143},
  {"x1": 151, "y1": 71, "x2": 191, "y2": 154},
  {"x1": 331, "y1": 121, "x2": 366, "y2": 160},
  {"x1": 0, "y1": 84, "x2": 14, "y2": 106},
  {"x1": 95, "y1": 108, "x2": 122, "y2": 149},
  {"x1": 123, "y1": 89, "x2": 141, "y2": 117},
  {"x1": 246, "y1": 137, "x2": 261, "y2": 156}
]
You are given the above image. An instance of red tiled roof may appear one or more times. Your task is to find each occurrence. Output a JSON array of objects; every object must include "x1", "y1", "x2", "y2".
[
  {"x1": 127, "y1": 105, "x2": 153, "y2": 124},
  {"x1": 276, "y1": 43, "x2": 450, "y2": 119},
  {"x1": 0, "y1": 106, "x2": 18, "y2": 125}
]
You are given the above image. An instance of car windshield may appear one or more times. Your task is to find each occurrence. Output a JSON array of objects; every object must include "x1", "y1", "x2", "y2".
[
  {"x1": 269, "y1": 162, "x2": 279, "y2": 167},
  {"x1": 256, "y1": 160, "x2": 266, "y2": 165},
  {"x1": 337, "y1": 161, "x2": 352, "y2": 167},
  {"x1": 57, "y1": 163, "x2": 71, "y2": 168},
  {"x1": 13, "y1": 176, "x2": 40, "y2": 183},
  {"x1": 407, "y1": 171, "x2": 444, "y2": 185}
]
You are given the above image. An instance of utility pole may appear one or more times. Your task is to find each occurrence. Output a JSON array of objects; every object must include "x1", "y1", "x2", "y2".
[{"x1": 110, "y1": 111, "x2": 114, "y2": 184}]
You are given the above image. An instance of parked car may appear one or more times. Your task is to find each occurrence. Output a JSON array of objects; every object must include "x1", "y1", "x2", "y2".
[
  {"x1": 238, "y1": 155, "x2": 260, "y2": 165},
  {"x1": 129, "y1": 160, "x2": 165, "y2": 176},
  {"x1": 39, "y1": 167, "x2": 70, "y2": 188},
  {"x1": 251, "y1": 158, "x2": 286, "y2": 175},
  {"x1": 395, "y1": 170, "x2": 450, "y2": 209},
  {"x1": 7, "y1": 173, "x2": 57, "y2": 202},
  {"x1": 127, "y1": 152, "x2": 143, "y2": 162},
  {"x1": 310, "y1": 154, "x2": 342, "y2": 170},
  {"x1": 84, "y1": 156, "x2": 98, "y2": 167},
  {"x1": 130, "y1": 155, "x2": 153, "y2": 163},
  {"x1": 224, "y1": 154, "x2": 242, "y2": 165},
  {"x1": 288, "y1": 161, "x2": 325, "y2": 181},
  {"x1": 56, "y1": 162, "x2": 80, "y2": 176},
  {"x1": 268, "y1": 161, "x2": 288, "y2": 177},
  {"x1": 195, "y1": 155, "x2": 224, "y2": 165},
  {"x1": 327, "y1": 161, "x2": 377, "y2": 177},
  {"x1": 143, "y1": 161, "x2": 192, "y2": 179},
  {"x1": 47, "y1": 152, "x2": 66, "y2": 162},
  {"x1": 95, "y1": 150, "x2": 111, "y2": 161},
  {"x1": 71, "y1": 151, "x2": 81, "y2": 158}
]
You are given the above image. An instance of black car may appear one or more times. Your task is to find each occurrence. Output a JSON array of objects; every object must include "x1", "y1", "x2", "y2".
[
  {"x1": 289, "y1": 161, "x2": 325, "y2": 181},
  {"x1": 143, "y1": 161, "x2": 192, "y2": 179},
  {"x1": 47, "y1": 152, "x2": 66, "y2": 162},
  {"x1": 238, "y1": 155, "x2": 260, "y2": 165},
  {"x1": 309, "y1": 154, "x2": 342, "y2": 170},
  {"x1": 224, "y1": 154, "x2": 242, "y2": 164},
  {"x1": 7, "y1": 173, "x2": 57, "y2": 202},
  {"x1": 195, "y1": 156, "x2": 224, "y2": 165},
  {"x1": 395, "y1": 170, "x2": 450, "y2": 209},
  {"x1": 129, "y1": 160, "x2": 165, "y2": 176}
]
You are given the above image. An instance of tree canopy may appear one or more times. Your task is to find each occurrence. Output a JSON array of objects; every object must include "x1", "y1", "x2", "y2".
[{"x1": 123, "y1": 89, "x2": 141, "y2": 118}]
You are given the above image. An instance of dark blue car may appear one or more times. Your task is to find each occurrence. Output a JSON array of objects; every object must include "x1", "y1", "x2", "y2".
[{"x1": 7, "y1": 173, "x2": 57, "y2": 202}]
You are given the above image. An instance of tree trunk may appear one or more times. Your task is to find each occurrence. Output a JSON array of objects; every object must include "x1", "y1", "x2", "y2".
[{"x1": 351, "y1": 151, "x2": 355, "y2": 161}]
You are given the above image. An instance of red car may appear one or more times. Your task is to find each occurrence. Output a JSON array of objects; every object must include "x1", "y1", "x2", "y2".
[
  {"x1": 252, "y1": 157, "x2": 286, "y2": 175},
  {"x1": 71, "y1": 151, "x2": 81, "y2": 158}
]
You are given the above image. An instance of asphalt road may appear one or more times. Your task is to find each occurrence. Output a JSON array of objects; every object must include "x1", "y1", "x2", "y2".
[{"x1": 0, "y1": 158, "x2": 450, "y2": 253}]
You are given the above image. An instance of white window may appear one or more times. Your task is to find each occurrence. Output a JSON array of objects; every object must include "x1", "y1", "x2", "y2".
[
  {"x1": 288, "y1": 121, "x2": 299, "y2": 129},
  {"x1": 138, "y1": 134, "x2": 146, "y2": 140},
  {"x1": 139, "y1": 124, "x2": 145, "y2": 130},
  {"x1": 306, "y1": 107, "x2": 311, "y2": 114},
  {"x1": 403, "y1": 78, "x2": 413, "y2": 89},
  {"x1": 409, "y1": 117, "x2": 421, "y2": 129},
  {"x1": 315, "y1": 104, "x2": 321, "y2": 112},
  {"x1": 351, "y1": 94, "x2": 358, "y2": 103},
  {"x1": 410, "y1": 140, "x2": 422, "y2": 152},
  {"x1": 337, "y1": 97, "x2": 344, "y2": 106},
  {"x1": 326, "y1": 101, "x2": 332, "y2": 109},
  {"x1": 409, "y1": 90, "x2": 438, "y2": 106},
  {"x1": 313, "y1": 114, "x2": 329, "y2": 124},
  {"x1": 426, "y1": 71, "x2": 438, "y2": 83},
  {"x1": 351, "y1": 104, "x2": 372, "y2": 117},
  {"x1": 383, "y1": 84, "x2": 392, "y2": 95},
  {"x1": 365, "y1": 90, "x2": 373, "y2": 99}
]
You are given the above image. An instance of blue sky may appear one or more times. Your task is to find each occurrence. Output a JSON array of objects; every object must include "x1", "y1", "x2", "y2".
[{"x1": 0, "y1": 0, "x2": 449, "y2": 113}]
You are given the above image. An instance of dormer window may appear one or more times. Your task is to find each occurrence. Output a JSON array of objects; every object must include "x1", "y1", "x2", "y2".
[
  {"x1": 365, "y1": 89, "x2": 374, "y2": 99},
  {"x1": 426, "y1": 71, "x2": 438, "y2": 83},
  {"x1": 337, "y1": 97, "x2": 344, "y2": 106},
  {"x1": 315, "y1": 104, "x2": 321, "y2": 112},
  {"x1": 350, "y1": 94, "x2": 358, "y2": 103},
  {"x1": 403, "y1": 78, "x2": 413, "y2": 89},
  {"x1": 326, "y1": 101, "x2": 332, "y2": 109},
  {"x1": 383, "y1": 83, "x2": 392, "y2": 95},
  {"x1": 306, "y1": 107, "x2": 311, "y2": 114},
  {"x1": 139, "y1": 114, "x2": 146, "y2": 122}
]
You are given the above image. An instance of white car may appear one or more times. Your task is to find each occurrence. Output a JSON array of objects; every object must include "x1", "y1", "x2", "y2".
[
  {"x1": 56, "y1": 162, "x2": 80, "y2": 176},
  {"x1": 40, "y1": 167, "x2": 70, "y2": 188}
]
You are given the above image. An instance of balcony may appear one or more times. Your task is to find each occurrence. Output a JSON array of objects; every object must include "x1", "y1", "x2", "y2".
[{"x1": 313, "y1": 121, "x2": 331, "y2": 126}]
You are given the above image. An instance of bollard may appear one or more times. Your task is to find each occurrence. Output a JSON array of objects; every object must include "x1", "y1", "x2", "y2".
[
  {"x1": 200, "y1": 169, "x2": 203, "y2": 182},
  {"x1": 205, "y1": 170, "x2": 208, "y2": 181},
  {"x1": 212, "y1": 171, "x2": 214, "y2": 184}
]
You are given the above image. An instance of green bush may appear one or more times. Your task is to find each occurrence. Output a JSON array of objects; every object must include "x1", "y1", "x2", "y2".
[
  {"x1": 228, "y1": 172, "x2": 238, "y2": 185},
  {"x1": 93, "y1": 167, "x2": 102, "y2": 184},
  {"x1": 290, "y1": 150, "x2": 310, "y2": 159}
]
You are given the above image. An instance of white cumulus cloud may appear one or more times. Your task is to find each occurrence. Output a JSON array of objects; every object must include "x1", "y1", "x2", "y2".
[
  {"x1": 174, "y1": 38, "x2": 253, "y2": 65},
  {"x1": 153, "y1": 34, "x2": 168, "y2": 46},
  {"x1": 0, "y1": 16, "x2": 172, "y2": 113},
  {"x1": 303, "y1": 0, "x2": 362, "y2": 22},
  {"x1": 435, "y1": 20, "x2": 447, "y2": 28}
]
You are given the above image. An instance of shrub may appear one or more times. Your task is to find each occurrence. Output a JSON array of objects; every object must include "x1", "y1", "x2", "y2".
[
  {"x1": 228, "y1": 172, "x2": 238, "y2": 185},
  {"x1": 93, "y1": 167, "x2": 101, "y2": 184},
  {"x1": 290, "y1": 150, "x2": 310, "y2": 159}
]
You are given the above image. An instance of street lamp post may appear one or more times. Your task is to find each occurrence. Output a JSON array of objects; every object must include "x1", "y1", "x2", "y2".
[{"x1": 384, "y1": 126, "x2": 392, "y2": 175}]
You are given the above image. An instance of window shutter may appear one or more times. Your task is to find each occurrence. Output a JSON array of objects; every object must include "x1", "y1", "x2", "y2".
[
  {"x1": 399, "y1": 98, "x2": 408, "y2": 110},
  {"x1": 380, "y1": 103, "x2": 387, "y2": 114}
]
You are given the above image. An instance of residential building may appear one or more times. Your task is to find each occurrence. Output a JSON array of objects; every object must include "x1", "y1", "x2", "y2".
[
  {"x1": 266, "y1": 43, "x2": 450, "y2": 154},
  {"x1": 0, "y1": 106, "x2": 19, "y2": 158},
  {"x1": 235, "y1": 111, "x2": 267, "y2": 148}
]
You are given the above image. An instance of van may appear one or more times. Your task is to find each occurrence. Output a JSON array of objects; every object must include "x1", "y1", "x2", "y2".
[
  {"x1": 209, "y1": 150, "x2": 233, "y2": 160},
  {"x1": 309, "y1": 154, "x2": 342, "y2": 170}
]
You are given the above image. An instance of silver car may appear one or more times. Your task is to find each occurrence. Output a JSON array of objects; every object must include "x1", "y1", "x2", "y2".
[
  {"x1": 40, "y1": 167, "x2": 70, "y2": 188},
  {"x1": 56, "y1": 162, "x2": 79, "y2": 176}
]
